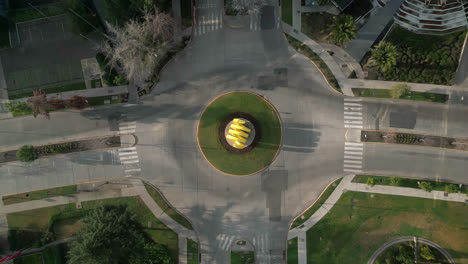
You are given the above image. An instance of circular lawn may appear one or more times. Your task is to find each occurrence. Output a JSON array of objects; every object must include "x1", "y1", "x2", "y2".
[{"x1": 197, "y1": 91, "x2": 282, "y2": 176}]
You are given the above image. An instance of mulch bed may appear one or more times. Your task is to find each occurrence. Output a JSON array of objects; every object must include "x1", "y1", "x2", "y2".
[
  {"x1": 0, "y1": 136, "x2": 121, "y2": 164},
  {"x1": 218, "y1": 112, "x2": 262, "y2": 154},
  {"x1": 362, "y1": 130, "x2": 468, "y2": 151}
]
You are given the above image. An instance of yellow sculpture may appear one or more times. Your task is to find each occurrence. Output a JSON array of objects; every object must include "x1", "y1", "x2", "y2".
[{"x1": 226, "y1": 118, "x2": 251, "y2": 149}]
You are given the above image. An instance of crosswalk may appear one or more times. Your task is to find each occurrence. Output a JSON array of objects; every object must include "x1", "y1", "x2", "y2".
[
  {"x1": 194, "y1": 11, "x2": 223, "y2": 36},
  {"x1": 343, "y1": 97, "x2": 363, "y2": 129},
  {"x1": 117, "y1": 121, "x2": 141, "y2": 177},
  {"x1": 216, "y1": 234, "x2": 235, "y2": 251},
  {"x1": 344, "y1": 142, "x2": 363, "y2": 173},
  {"x1": 197, "y1": 0, "x2": 218, "y2": 9}
]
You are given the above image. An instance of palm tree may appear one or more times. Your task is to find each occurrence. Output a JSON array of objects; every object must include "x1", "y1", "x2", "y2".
[
  {"x1": 328, "y1": 15, "x2": 356, "y2": 46},
  {"x1": 368, "y1": 41, "x2": 398, "y2": 72}
]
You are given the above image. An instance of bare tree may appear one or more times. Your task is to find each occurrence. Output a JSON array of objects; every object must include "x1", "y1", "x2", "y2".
[
  {"x1": 101, "y1": 10, "x2": 175, "y2": 84},
  {"x1": 229, "y1": 0, "x2": 266, "y2": 15},
  {"x1": 27, "y1": 90, "x2": 50, "y2": 119}
]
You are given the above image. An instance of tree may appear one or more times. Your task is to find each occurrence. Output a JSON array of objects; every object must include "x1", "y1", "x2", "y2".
[
  {"x1": 444, "y1": 184, "x2": 458, "y2": 193},
  {"x1": 390, "y1": 176, "x2": 401, "y2": 186},
  {"x1": 68, "y1": 205, "x2": 146, "y2": 264},
  {"x1": 390, "y1": 83, "x2": 410, "y2": 99},
  {"x1": 395, "y1": 244, "x2": 414, "y2": 264},
  {"x1": 420, "y1": 245, "x2": 436, "y2": 261},
  {"x1": 130, "y1": 243, "x2": 173, "y2": 264},
  {"x1": 419, "y1": 181, "x2": 433, "y2": 192},
  {"x1": 16, "y1": 145, "x2": 38, "y2": 162},
  {"x1": 368, "y1": 42, "x2": 398, "y2": 72},
  {"x1": 67, "y1": 95, "x2": 88, "y2": 109},
  {"x1": 27, "y1": 90, "x2": 50, "y2": 119},
  {"x1": 328, "y1": 15, "x2": 356, "y2": 46},
  {"x1": 367, "y1": 177, "x2": 375, "y2": 187},
  {"x1": 101, "y1": 10, "x2": 175, "y2": 84}
]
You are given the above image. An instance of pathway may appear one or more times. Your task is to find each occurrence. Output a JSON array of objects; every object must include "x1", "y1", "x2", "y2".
[
  {"x1": 0, "y1": 179, "x2": 197, "y2": 264},
  {"x1": 287, "y1": 175, "x2": 467, "y2": 263}
]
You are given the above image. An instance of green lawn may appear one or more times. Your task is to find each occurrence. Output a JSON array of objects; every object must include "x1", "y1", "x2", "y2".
[
  {"x1": 187, "y1": 238, "x2": 199, "y2": 264},
  {"x1": 352, "y1": 88, "x2": 448, "y2": 103},
  {"x1": 2, "y1": 185, "x2": 77, "y2": 205},
  {"x1": 287, "y1": 237, "x2": 298, "y2": 264},
  {"x1": 285, "y1": 34, "x2": 341, "y2": 93},
  {"x1": 87, "y1": 95, "x2": 123, "y2": 106},
  {"x1": 9, "y1": 82, "x2": 87, "y2": 100},
  {"x1": 353, "y1": 175, "x2": 466, "y2": 193},
  {"x1": 198, "y1": 91, "x2": 282, "y2": 175},
  {"x1": 306, "y1": 192, "x2": 468, "y2": 264},
  {"x1": 365, "y1": 25, "x2": 467, "y2": 85},
  {"x1": 144, "y1": 182, "x2": 194, "y2": 230},
  {"x1": 231, "y1": 251, "x2": 255, "y2": 264},
  {"x1": 13, "y1": 254, "x2": 43, "y2": 264},
  {"x1": 291, "y1": 178, "x2": 342, "y2": 229},
  {"x1": 7, "y1": 197, "x2": 179, "y2": 260},
  {"x1": 8, "y1": 4, "x2": 65, "y2": 23},
  {"x1": 281, "y1": 0, "x2": 292, "y2": 25}
]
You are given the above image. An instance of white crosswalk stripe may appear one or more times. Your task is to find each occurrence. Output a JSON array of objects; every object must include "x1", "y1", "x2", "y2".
[
  {"x1": 343, "y1": 98, "x2": 363, "y2": 129},
  {"x1": 344, "y1": 115, "x2": 362, "y2": 120},
  {"x1": 344, "y1": 97, "x2": 362, "y2": 102},
  {"x1": 343, "y1": 98, "x2": 364, "y2": 174},
  {"x1": 194, "y1": 10, "x2": 222, "y2": 37},
  {"x1": 119, "y1": 151, "x2": 138, "y2": 156},
  {"x1": 117, "y1": 121, "x2": 142, "y2": 177}
]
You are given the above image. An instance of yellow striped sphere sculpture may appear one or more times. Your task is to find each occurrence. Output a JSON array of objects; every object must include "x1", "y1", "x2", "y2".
[{"x1": 226, "y1": 118, "x2": 252, "y2": 149}]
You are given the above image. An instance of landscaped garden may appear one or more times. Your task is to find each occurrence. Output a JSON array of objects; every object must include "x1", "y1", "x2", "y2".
[
  {"x1": 352, "y1": 88, "x2": 449, "y2": 103},
  {"x1": 290, "y1": 178, "x2": 342, "y2": 229},
  {"x1": 375, "y1": 241, "x2": 451, "y2": 264},
  {"x1": 7, "y1": 196, "x2": 179, "y2": 262},
  {"x1": 306, "y1": 192, "x2": 468, "y2": 263},
  {"x1": 287, "y1": 237, "x2": 298, "y2": 264},
  {"x1": 364, "y1": 25, "x2": 468, "y2": 85},
  {"x1": 231, "y1": 251, "x2": 255, "y2": 264},
  {"x1": 301, "y1": 13, "x2": 335, "y2": 43},
  {"x1": 197, "y1": 91, "x2": 282, "y2": 176},
  {"x1": 187, "y1": 238, "x2": 199, "y2": 264},
  {"x1": 2, "y1": 185, "x2": 77, "y2": 205},
  {"x1": 281, "y1": 0, "x2": 293, "y2": 25}
]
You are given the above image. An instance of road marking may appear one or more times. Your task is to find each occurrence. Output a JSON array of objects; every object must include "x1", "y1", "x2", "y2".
[
  {"x1": 344, "y1": 111, "x2": 362, "y2": 115},
  {"x1": 120, "y1": 125, "x2": 136, "y2": 129},
  {"x1": 344, "y1": 124, "x2": 363, "y2": 129},
  {"x1": 344, "y1": 151, "x2": 363, "y2": 155},
  {"x1": 119, "y1": 155, "x2": 138, "y2": 160},
  {"x1": 119, "y1": 151, "x2": 138, "y2": 156},
  {"x1": 344, "y1": 164, "x2": 362, "y2": 168},
  {"x1": 344, "y1": 120, "x2": 363, "y2": 124},
  {"x1": 344, "y1": 146, "x2": 363, "y2": 151},
  {"x1": 345, "y1": 142, "x2": 363, "y2": 146},
  {"x1": 119, "y1": 129, "x2": 135, "y2": 134},
  {"x1": 344, "y1": 107, "x2": 362, "y2": 111},
  {"x1": 125, "y1": 168, "x2": 141, "y2": 173},
  {"x1": 344, "y1": 168, "x2": 362, "y2": 173},
  {"x1": 344, "y1": 115, "x2": 362, "y2": 120},
  {"x1": 122, "y1": 159, "x2": 139, "y2": 164},
  {"x1": 344, "y1": 102, "x2": 362, "y2": 106},
  {"x1": 344, "y1": 160, "x2": 362, "y2": 164},
  {"x1": 344, "y1": 97, "x2": 362, "y2": 102},
  {"x1": 344, "y1": 155, "x2": 363, "y2": 160},
  {"x1": 119, "y1": 121, "x2": 136, "y2": 126},
  {"x1": 119, "y1": 147, "x2": 136, "y2": 151}
]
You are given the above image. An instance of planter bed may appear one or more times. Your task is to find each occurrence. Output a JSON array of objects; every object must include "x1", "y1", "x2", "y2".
[
  {"x1": 352, "y1": 88, "x2": 448, "y2": 103},
  {"x1": 0, "y1": 135, "x2": 122, "y2": 163},
  {"x1": 361, "y1": 130, "x2": 468, "y2": 151}
]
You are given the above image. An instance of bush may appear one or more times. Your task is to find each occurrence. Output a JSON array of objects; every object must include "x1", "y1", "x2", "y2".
[
  {"x1": 390, "y1": 176, "x2": 401, "y2": 186},
  {"x1": 444, "y1": 184, "x2": 458, "y2": 194},
  {"x1": 390, "y1": 83, "x2": 410, "y2": 99},
  {"x1": 5, "y1": 101, "x2": 33, "y2": 117},
  {"x1": 16, "y1": 145, "x2": 39, "y2": 162},
  {"x1": 367, "y1": 177, "x2": 375, "y2": 187},
  {"x1": 419, "y1": 181, "x2": 433, "y2": 192}
]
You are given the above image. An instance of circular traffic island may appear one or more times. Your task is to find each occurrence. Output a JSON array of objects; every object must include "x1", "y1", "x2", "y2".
[{"x1": 197, "y1": 91, "x2": 282, "y2": 176}]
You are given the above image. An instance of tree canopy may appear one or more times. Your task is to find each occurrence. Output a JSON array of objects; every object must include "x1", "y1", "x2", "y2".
[{"x1": 328, "y1": 15, "x2": 356, "y2": 46}]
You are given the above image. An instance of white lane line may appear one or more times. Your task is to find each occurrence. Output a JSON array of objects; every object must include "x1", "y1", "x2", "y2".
[
  {"x1": 345, "y1": 146, "x2": 363, "y2": 151},
  {"x1": 344, "y1": 115, "x2": 362, "y2": 120},
  {"x1": 344, "y1": 107, "x2": 362, "y2": 111},
  {"x1": 125, "y1": 168, "x2": 142, "y2": 173},
  {"x1": 122, "y1": 159, "x2": 139, "y2": 164},
  {"x1": 345, "y1": 142, "x2": 363, "y2": 146},
  {"x1": 344, "y1": 103, "x2": 362, "y2": 106},
  {"x1": 119, "y1": 147, "x2": 136, "y2": 151},
  {"x1": 344, "y1": 155, "x2": 363, "y2": 160},
  {"x1": 120, "y1": 125, "x2": 136, "y2": 129},
  {"x1": 344, "y1": 125, "x2": 363, "y2": 129},
  {"x1": 120, "y1": 121, "x2": 136, "y2": 126},
  {"x1": 344, "y1": 98, "x2": 362, "y2": 102},
  {"x1": 344, "y1": 164, "x2": 362, "y2": 168},
  {"x1": 344, "y1": 168, "x2": 363, "y2": 173},
  {"x1": 119, "y1": 155, "x2": 138, "y2": 160},
  {"x1": 344, "y1": 160, "x2": 362, "y2": 164},
  {"x1": 119, "y1": 151, "x2": 138, "y2": 156},
  {"x1": 344, "y1": 111, "x2": 363, "y2": 115},
  {"x1": 344, "y1": 120, "x2": 363, "y2": 124},
  {"x1": 119, "y1": 129, "x2": 136, "y2": 134},
  {"x1": 344, "y1": 151, "x2": 363, "y2": 155}
]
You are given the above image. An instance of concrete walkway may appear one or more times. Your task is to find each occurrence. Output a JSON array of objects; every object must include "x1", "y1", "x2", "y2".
[
  {"x1": 0, "y1": 179, "x2": 197, "y2": 263},
  {"x1": 287, "y1": 175, "x2": 468, "y2": 264}
]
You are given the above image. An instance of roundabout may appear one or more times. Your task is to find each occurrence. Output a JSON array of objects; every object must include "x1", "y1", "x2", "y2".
[{"x1": 197, "y1": 91, "x2": 282, "y2": 176}]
